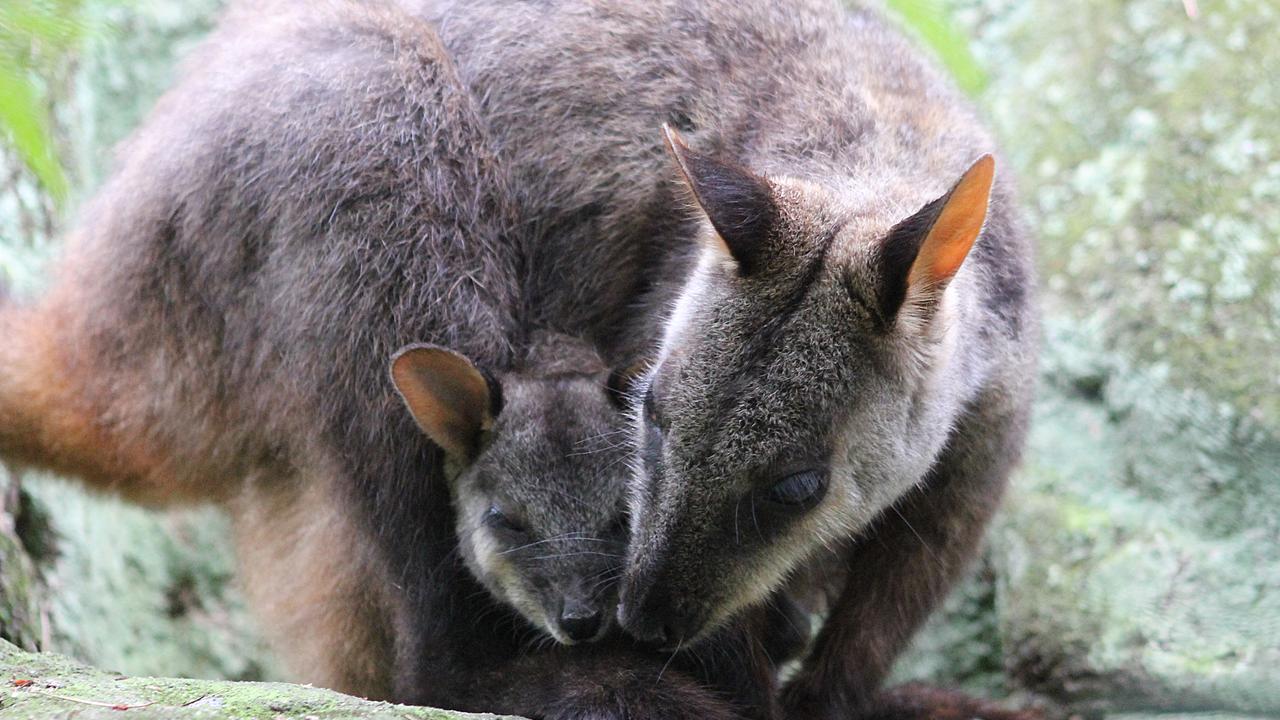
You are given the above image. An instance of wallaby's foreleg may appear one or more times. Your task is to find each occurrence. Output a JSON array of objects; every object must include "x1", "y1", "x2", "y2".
[
  {"x1": 229, "y1": 470, "x2": 395, "y2": 699},
  {"x1": 675, "y1": 610, "x2": 785, "y2": 720},
  {"x1": 781, "y1": 402, "x2": 1028, "y2": 720}
]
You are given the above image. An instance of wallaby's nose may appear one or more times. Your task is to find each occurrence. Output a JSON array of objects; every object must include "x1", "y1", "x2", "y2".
[
  {"x1": 558, "y1": 602, "x2": 602, "y2": 642},
  {"x1": 620, "y1": 609, "x2": 672, "y2": 647},
  {"x1": 618, "y1": 592, "x2": 684, "y2": 649}
]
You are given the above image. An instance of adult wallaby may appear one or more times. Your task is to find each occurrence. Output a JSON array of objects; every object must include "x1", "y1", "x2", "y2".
[
  {"x1": 411, "y1": 1, "x2": 1039, "y2": 717},
  {"x1": 0, "y1": 2, "x2": 766, "y2": 716}
]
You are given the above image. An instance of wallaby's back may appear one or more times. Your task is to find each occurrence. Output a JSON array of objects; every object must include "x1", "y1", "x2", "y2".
[
  {"x1": 0, "y1": 1, "x2": 524, "y2": 695},
  {"x1": 0, "y1": 0, "x2": 521, "y2": 504},
  {"x1": 415, "y1": 0, "x2": 1032, "y2": 363}
]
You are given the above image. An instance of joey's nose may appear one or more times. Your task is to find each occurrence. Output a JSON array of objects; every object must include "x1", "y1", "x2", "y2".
[{"x1": 558, "y1": 605, "x2": 602, "y2": 642}]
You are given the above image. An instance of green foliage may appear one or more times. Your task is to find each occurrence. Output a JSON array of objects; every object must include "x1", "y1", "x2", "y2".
[
  {"x1": 883, "y1": 0, "x2": 987, "y2": 93},
  {"x1": 0, "y1": 0, "x2": 99, "y2": 203}
]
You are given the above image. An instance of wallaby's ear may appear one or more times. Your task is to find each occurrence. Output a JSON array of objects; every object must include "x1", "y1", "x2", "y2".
[
  {"x1": 877, "y1": 154, "x2": 995, "y2": 321},
  {"x1": 390, "y1": 344, "x2": 499, "y2": 459},
  {"x1": 662, "y1": 124, "x2": 778, "y2": 275}
]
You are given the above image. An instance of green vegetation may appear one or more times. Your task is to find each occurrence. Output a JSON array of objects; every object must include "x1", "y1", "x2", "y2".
[
  {"x1": 884, "y1": 0, "x2": 987, "y2": 92},
  {"x1": 0, "y1": 0, "x2": 97, "y2": 202}
]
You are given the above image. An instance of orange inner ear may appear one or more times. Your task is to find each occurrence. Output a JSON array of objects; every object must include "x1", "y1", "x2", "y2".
[
  {"x1": 390, "y1": 346, "x2": 490, "y2": 458},
  {"x1": 909, "y1": 154, "x2": 995, "y2": 288}
]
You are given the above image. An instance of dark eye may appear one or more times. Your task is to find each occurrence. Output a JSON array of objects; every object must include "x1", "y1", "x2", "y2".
[
  {"x1": 485, "y1": 505, "x2": 528, "y2": 535},
  {"x1": 765, "y1": 469, "x2": 827, "y2": 508}
]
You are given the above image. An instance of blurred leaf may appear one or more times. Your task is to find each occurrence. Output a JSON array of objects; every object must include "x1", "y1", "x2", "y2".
[
  {"x1": 0, "y1": 0, "x2": 94, "y2": 203},
  {"x1": 0, "y1": 61, "x2": 67, "y2": 200},
  {"x1": 883, "y1": 0, "x2": 987, "y2": 94},
  {"x1": 0, "y1": 2, "x2": 87, "y2": 52}
]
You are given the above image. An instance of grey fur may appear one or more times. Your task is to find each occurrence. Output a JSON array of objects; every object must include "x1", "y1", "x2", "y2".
[
  {"x1": 444, "y1": 332, "x2": 630, "y2": 646},
  {"x1": 0, "y1": 1, "x2": 690, "y2": 712},
  {"x1": 409, "y1": 1, "x2": 1040, "y2": 716}
]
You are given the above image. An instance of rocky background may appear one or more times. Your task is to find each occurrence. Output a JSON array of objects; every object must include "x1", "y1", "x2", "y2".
[{"x1": 1, "y1": 0, "x2": 1276, "y2": 718}]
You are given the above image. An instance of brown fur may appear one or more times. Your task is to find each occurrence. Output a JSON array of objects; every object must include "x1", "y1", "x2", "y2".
[
  {"x1": 0, "y1": 284, "x2": 178, "y2": 502},
  {"x1": 229, "y1": 466, "x2": 396, "y2": 699}
]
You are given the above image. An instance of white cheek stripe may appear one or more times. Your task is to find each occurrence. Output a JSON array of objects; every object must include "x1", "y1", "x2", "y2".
[{"x1": 656, "y1": 239, "x2": 722, "y2": 368}]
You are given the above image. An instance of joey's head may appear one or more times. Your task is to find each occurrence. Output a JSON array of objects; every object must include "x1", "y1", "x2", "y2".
[
  {"x1": 390, "y1": 335, "x2": 631, "y2": 645},
  {"x1": 619, "y1": 126, "x2": 998, "y2": 648}
]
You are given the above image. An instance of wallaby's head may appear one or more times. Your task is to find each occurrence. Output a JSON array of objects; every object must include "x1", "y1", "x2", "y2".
[
  {"x1": 618, "y1": 126, "x2": 997, "y2": 648},
  {"x1": 391, "y1": 334, "x2": 631, "y2": 645}
]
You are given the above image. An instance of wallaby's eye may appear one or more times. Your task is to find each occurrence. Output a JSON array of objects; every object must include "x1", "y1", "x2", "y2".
[
  {"x1": 765, "y1": 469, "x2": 827, "y2": 508},
  {"x1": 485, "y1": 505, "x2": 528, "y2": 536}
]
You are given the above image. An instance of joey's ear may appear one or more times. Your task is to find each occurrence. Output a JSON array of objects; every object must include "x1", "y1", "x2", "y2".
[
  {"x1": 662, "y1": 124, "x2": 778, "y2": 275},
  {"x1": 390, "y1": 344, "x2": 501, "y2": 458},
  {"x1": 877, "y1": 154, "x2": 995, "y2": 321}
]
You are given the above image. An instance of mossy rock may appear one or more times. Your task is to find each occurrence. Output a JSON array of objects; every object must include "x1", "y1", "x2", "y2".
[
  {"x1": 897, "y1": 0, "x2": 1280, "y2": 715},
  {"x1": 0, "y1": 639, "x2": 507, "y2": 720}
]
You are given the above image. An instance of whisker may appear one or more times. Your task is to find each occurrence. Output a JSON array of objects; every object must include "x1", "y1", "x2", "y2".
[
  {"x1": 656, "y1": 635, "x2": 684, "y2": 686},
  {"x1": 529, "y1": 551, "x2": 624, "y2": 561}
]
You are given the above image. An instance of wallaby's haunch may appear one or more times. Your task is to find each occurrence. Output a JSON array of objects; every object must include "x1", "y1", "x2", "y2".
[
  {"x1": 418, "y1": 1, "x2": 1038, "y2": 717},
  {"x1": 0, "y1": 2, "x2": 751, "y2": 717}
]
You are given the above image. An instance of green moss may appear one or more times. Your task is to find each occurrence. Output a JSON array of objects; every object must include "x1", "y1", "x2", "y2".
[
  {"x1": 898, "y1": 1, "x2": 1280, "y2": 713},
  {"x1": 953, "y1": 0, "x2": 1280, "y2": 425},
  {"x1": 0, "y1": 639, "x2": 511, "y2": 719},
  {"x1": 22, "y1": 476, "x2": 277, "y2": 681}
]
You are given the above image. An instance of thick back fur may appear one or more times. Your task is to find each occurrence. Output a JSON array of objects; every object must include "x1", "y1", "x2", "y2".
[
  {"x1": 0, "y1": 0, "x2": 520, "y2": 696},
  {"x1": 406, "y1": 1, "x2": 1038, "y2": 716},
  {"x1": 412, "y1": 0, "x2": 1026, "y2": 358},
  {"x1": 1, "y1": 1, "x2": 520, "y2": 503}
]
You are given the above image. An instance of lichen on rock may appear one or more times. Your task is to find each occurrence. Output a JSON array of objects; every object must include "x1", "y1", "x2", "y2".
[
  {"x1": 897, "y1": 1, "x2": 1280, "y2": 716},
  {"x1": 0, "y1": 639, "x2": 506, "y2": 720}
]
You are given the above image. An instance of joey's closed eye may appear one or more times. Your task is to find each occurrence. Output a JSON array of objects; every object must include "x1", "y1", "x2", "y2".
[
  {"x1": 484, "y1": 505, "x2": 529, "y2": 536},
  {"x1": 764, "y1": 469, "x2": 827, "y2": 509}
]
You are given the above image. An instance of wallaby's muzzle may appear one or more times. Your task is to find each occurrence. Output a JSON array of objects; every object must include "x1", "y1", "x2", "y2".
[{"x1": 618, "y1": 570, "x2": 705, "y2": 651}]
